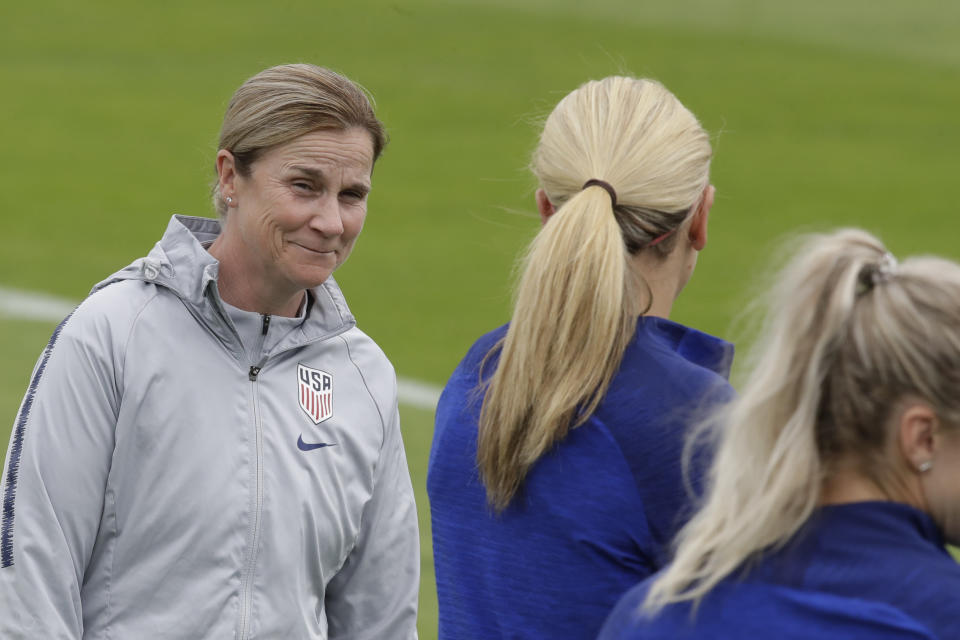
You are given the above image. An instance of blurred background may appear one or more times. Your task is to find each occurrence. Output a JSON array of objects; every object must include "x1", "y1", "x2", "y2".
[{"x1": 1, "y1": 1, "x2": 958, "y2": 636}]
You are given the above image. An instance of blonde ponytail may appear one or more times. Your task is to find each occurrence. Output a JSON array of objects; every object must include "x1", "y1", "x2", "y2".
[
  {"x1": 645, "y1": 229, "x2": 960, "y2": 611},
  {"x1": 478, "y1": 187, "x2": 635, "y2": 510},
  {"x1": 477, "y1": 76, "x2": 712, "y2": 510}
]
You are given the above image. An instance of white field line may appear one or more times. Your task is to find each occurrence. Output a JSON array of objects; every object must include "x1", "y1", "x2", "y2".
[
  {"x1": 0, "y1": 286, "x2": 441, "y2": 411},
  {"x1": 0, "y1": 286, "x2": 77, "y2": 322}
]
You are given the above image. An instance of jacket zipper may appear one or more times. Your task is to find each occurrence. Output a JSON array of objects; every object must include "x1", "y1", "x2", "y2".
[
  {"x1": 238, "y1": 316, "x2": 269, "y2": 639},
  {"x1": 238, "y1": 367, "x2": 264, "y2": 639}
]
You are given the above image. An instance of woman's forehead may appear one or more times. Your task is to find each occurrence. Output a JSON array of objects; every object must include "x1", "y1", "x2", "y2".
[{"x1": 263, "y1": 128, "x2": 374, "y2": 177}]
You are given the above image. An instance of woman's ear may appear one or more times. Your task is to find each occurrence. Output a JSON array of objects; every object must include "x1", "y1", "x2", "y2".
[
  {"x1": 688, "y1": 184, "x2": 715, "y2": 251},
  {"x1": 897, "y1": 401, "x2": 939, "y2": 472},
  {"x1": 216, "y1": 149, "x2": 238, "y2": 202},
  {"x1": 536, "y1": 188, "x2": 556, "y2": 226}
]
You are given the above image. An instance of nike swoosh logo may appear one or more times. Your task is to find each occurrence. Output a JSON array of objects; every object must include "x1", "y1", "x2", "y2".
[{"x1": 297, "y1": 435, "x2": 337, "y2": 451}]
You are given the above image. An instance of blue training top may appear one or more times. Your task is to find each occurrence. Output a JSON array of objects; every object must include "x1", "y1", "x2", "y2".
[
  {"x1": 599, "y1": 501, "x2": 960, "y2": 639},
  {"x1": 427, "y1": 318, "x2": 734, "y2": 640}
]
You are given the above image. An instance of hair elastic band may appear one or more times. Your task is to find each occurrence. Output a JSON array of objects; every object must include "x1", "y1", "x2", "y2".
[
  {"x1": 857, "y1": 251, "x2": 899, "y2": 296},
  {"x1": 875, "y1": 252, "x2": 898, "y2": 282},
  {"x1": 582, "y1": 179, "x2": 617, "y2": 208}
]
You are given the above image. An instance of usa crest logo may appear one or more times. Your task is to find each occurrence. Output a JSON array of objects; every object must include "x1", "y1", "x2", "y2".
[{"x1": 298, "y1": 363, "x2": 333, "y2": 424}]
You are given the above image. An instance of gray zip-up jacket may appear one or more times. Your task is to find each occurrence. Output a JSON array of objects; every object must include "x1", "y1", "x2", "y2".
[{"x1": 0, "y1": 215, "x2": 419, "y2": 639}]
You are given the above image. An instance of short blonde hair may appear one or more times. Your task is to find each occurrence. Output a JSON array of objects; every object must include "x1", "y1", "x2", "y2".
[
  {"x1": 645, "y1": 229, "x2": 960, "y2": 611},
  {"x1": 478, "y1": 76, "x2": 713, "y2": 511},
  {"x1": 212, "y1": 63, "x2": 386, "y2": 216}
]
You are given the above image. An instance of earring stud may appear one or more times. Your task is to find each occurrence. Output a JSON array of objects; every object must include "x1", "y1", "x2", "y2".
[
  {"x1": 226, "y1": 196, "x2": 233, "y2": 205},
  {"x1": 917, "y1": 460, "x2": 933, "y2": 473}
]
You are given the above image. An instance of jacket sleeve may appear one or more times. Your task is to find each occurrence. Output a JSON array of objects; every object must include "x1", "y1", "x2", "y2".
[
  {"x1": 325, "y1": 401, "x2": 420, "y2": 639},
  {"x1": 0, "y1": 305, "x2": 120, "y2": 639}
]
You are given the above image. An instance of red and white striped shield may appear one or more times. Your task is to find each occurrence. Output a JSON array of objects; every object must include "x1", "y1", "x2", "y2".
[{"x1": 298, "y1": 363, "x2": 333, "y2": 424}]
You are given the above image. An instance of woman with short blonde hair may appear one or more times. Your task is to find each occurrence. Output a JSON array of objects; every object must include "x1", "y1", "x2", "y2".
[
  {"x1": 428, "y1": 76, "x2": 733, "y2": 639},
  {"x1": 600, "y1": 229, "x2": 960, "y2": 639}
]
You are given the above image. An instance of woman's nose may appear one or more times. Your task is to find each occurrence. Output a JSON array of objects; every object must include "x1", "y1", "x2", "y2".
[{"x1": 308, "y1": 195, "x2": 345, "y2": 236}]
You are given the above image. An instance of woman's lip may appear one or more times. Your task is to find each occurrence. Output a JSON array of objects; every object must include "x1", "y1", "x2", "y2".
[{"x1": 292, "y1": 242, "x2": 335, "y2": 254}]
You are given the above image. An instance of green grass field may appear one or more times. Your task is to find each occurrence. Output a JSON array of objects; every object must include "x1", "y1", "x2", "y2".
[{"x1": 2, "y1": 1, "x2": 958, "y2": 637}]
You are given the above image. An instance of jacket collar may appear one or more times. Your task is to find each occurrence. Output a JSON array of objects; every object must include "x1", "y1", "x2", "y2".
[{"x1": 638, "y1": 316, "x2": 735, "y2": 379}]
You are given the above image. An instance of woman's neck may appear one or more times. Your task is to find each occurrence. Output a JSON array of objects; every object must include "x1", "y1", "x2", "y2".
[
  {"x1": 819, "y1": 468, "x2": 889, "y2": 505},
  {"x1": 207, "y1": 234, "x2": 305, "y2": 317},
  {"x1": 629, "y1": 243, "x2": 695, "y2": 319},
  {"x1": 820, "y1": 456, "x2": 927, "y2": 510}
]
